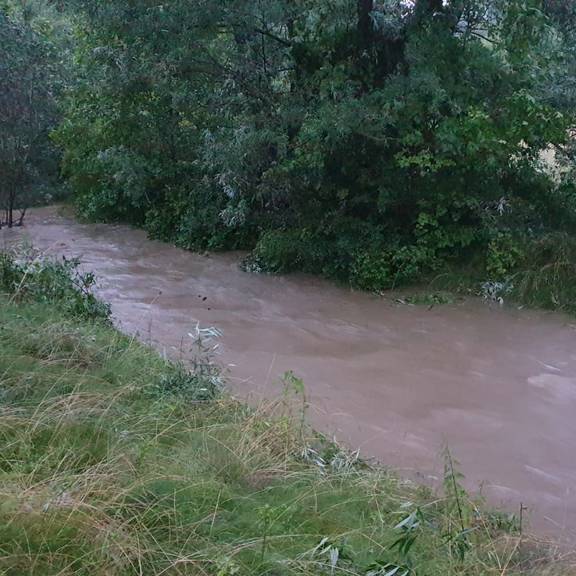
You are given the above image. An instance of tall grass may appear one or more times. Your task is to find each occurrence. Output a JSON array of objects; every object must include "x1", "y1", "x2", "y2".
[
  {"x1": 0, "y1": 251, "x2": 574, "y2": 575},
  {"x1": 404, "y1": 233, "x2": 576, "y2": 315},
  {"x1": 510, "y1": 233, "x2": 576, "y2": 314}
]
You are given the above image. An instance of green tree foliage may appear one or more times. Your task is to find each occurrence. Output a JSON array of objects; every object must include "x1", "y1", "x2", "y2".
[
  {"x1": 0, "y1": 1, "x2": 63, "y2": 227},
  {"x1": 543, "y1": 0, "x2": 576, "y2": 111},
  {"x1": 55, "y1": 0, "x2": 575, "y2": 290}
]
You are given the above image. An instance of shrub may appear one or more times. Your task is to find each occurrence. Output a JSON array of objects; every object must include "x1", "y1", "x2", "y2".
[
  {"x1": 351, "y1": 249, "x2": 394, "y2": 292},
  {"x1": 486, "y1": 233, "x2": 526, "y2": 281},
  {"x1": 145, "y1": 184, "x2": 254, "y2": 252},
  {"x1": 246, "y1": 229, "x2": 310, "y2": 274},
  {"x1": 0, "y1": 251, "x2": 110, "y2": 321},
  {"x1": 147, "y1": 365, "x2": 221, "y2": 402}
]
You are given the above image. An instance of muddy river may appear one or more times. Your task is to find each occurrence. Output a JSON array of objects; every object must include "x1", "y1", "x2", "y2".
[{"x1": 3, "y1": 206, "x2": 576, "y2": 543}]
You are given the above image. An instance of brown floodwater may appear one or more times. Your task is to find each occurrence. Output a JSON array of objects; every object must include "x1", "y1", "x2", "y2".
[{"x1": 3, "y1": 206, "x2": 576, "y2": 544}]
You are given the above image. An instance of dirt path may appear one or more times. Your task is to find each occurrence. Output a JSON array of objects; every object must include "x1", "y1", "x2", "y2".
[{"x1": 3, "y1": 206, "x2": 576, "y2": 544}]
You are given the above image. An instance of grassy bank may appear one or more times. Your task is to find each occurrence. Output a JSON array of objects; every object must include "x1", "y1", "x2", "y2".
[
  {"x1": 0, "y1": 252, "x2": 573, "y2": 575},
  {"x1": 389, "y1": 232, "x2": 576, "y2": 315}
]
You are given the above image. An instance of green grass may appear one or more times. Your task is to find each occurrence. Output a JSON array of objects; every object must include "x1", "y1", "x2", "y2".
[
  {"x1": 394, "y1": 233, "x2": 576, "y2": 314},
  {"x1": 0, "y1": 254, "x2": 574, "y2": 574},
  {"x1": 508, "y1": 233, "x2": 576, "y2": 315}
]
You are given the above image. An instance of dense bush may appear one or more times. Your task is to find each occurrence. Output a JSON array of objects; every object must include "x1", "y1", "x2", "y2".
[{"x1": 52, "y1": 0, "x2": 576, "y2": 295}]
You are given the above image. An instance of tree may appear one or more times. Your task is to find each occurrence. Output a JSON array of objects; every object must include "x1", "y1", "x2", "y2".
[
  {"x1": 0, "y1": 5, "x2": 59, "y2": 227},
  {"x1": 54, "y1": 0, "x2": 575, "y2": 289}
]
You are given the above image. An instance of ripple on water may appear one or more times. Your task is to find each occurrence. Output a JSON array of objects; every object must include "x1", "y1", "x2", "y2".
[{"x1": 528, "y1": 373, "x2": 576, "y2": 402}]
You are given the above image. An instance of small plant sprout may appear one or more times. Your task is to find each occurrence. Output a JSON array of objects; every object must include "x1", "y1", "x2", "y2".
[
  {"x1": 257, "y1": 504, "x2": 276, "y2": 562},
  {"x1": 281, "y1": 370, "x2": 308, "y2": 439},
  {"x1": 443, "y1": 447, "x2": 474, "y2": 562},
  {"x1": 147, "y1": 323, "x2": 224, "y2": 401},
  {"x1": 303, "y1": 537, "x2": 352, "y2": 574}
]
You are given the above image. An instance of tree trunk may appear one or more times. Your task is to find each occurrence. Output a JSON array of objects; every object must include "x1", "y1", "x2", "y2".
[
  {"x1": 7, "y1": 189, "x2": 15, "y2": 228},
  {"x1": 17, "y1": 208, "x2": 27, "y2": 227},
  {"x1": 357, "y1": 0, "x2": 375, "y2": 54},
  {"x1": 357, "y1": 0, "x2": 407, "y2": 84}
]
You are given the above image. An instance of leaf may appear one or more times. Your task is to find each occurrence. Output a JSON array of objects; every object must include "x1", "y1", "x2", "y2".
[
  {"x1": 329, "y1": 546, "x2": 339, "y2": 570},
  {"x1": 394, "y1": 510, "x2": 419, "y2": 530}
]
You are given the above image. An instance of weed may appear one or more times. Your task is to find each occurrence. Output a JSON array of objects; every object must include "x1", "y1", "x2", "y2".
[
  {"x1": 510, "y1": 233, "x2": 576, "y2": 313},
  {"x1": 0, "y1": 249, "x2": 110, "y2": 321},
  {"x1": 147, "y1": 325, "x2": 223, "y2": 402}
]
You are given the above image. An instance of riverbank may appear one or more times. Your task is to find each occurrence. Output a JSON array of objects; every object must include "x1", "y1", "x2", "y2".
[
  {"x1": 0, "y1": 250, "x2": 573, "y2": 575},
  {"x1": 5, "y1": 206, "x2": 576, "y2": 542}
]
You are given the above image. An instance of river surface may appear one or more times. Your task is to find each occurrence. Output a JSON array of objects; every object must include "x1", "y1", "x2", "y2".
[{"x1": 3, "y1": 206, "x2": 576, "y2": 544}]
